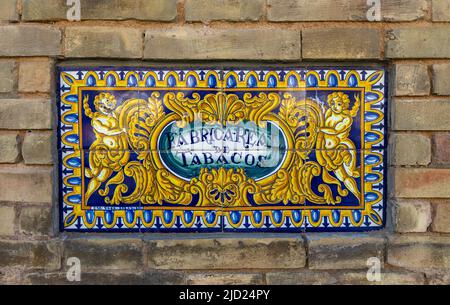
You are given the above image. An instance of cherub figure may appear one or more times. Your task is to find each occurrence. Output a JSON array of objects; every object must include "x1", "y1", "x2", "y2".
[
  {"x1": 83, "y1": 93, "x2": 130, "y2": 203},
  {"x1": 315, "y1": 92, "x2": 360, "y2": 200}
]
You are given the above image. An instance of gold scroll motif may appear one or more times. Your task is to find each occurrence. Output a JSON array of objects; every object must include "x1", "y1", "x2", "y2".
[{"x1": 83, "y1": 91, "x2": 361, "y2": 207}]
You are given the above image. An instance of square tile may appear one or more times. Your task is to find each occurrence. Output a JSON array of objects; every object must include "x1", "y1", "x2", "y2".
[
  {"x1": 57, "y1": 66, "x2": 387, "y2": 232},
  {"x1": 222, "y1": 149, "x2": 385, "y2": 232}
]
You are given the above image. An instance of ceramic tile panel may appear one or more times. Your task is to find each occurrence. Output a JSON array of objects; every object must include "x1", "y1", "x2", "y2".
[{"x1": 57, "y1": 66, "x2": 387, "y2": 232}]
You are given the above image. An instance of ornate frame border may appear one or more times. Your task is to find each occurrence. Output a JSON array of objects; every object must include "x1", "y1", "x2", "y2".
[{"x1": 57, "y1": 66, "x2": 387, "y2": 232}]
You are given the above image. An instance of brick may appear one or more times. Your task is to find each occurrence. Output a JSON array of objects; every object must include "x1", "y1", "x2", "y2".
[
  {"x1": 394, "y1": 64, "x2": 430, "y2": 96},
  {"x1": 144, "y1": 28, "x2": 301, "y2": 60},
  {"x1": 147, "y1": 237, "x2": 306, "y2": 269},
  {"x1": 142, "y1": 271, "x2": 186, "y2": 285},
  {"x1": 18, "y1": 60, "x2": 52, "y2": 93},
  {"x1": 0, "y1": 133, "x2": 20, "y2": 163},
  {"x1": 0, "y1": 26, "x2": 61, "y2": 57},
  {"x1": 65, "y1": 27, "x2": 142, "y2": 58},
  {"x1": 386, "y1": 27, "x2": 450, "y2": 58},
  {"x1": 0, "y1": 0, "x2": 18, "y2": 21},
  {"x1": 186, "y1": 273, "x2": 263, "y2": 285},
  {"x1": 393, "y1": 99, "x2": 450, "y2": 131},
  {"x1": 22, "y1": 132, "x2": 53, "y2": 165},
  {"x1": 388, "y1": 235, "x2": 450, "y2": 271},
  {"x1": 302, "y1": 28, "x2": 381, "y2": 59},
  {"x1": 0, "y1": 267, "x2": 23, "y2": 285},
  {"x1": 395, "y1": 168, "x2": 450, "y2": 198},
  {"x1": 25, "y1": 272, "x2": 141, "y2": 285},
  {"x1": 307, "y1": 235, "x2": 385, "y2": 270},
  {"x1": 19, "y1": 206, "x2": 52, "y2": 236},
  {"x1": 0, "y1": 167, "x2": 52, "y2": 203},
  {"x1": 266, "y1": 270, "x2": 425, "y2": 285},
  {"x1": 432, "y1": 64, "x2": 450, "y2": 96},
  {"x1": 185, "y1": 0, "x2": 264, "y2": 22},
  {"x1": 0, "y1": 240, "x2": 61, "y2": 270},
  {"x1": 434, "y1": 133, "x2": 450, "y2": 164},
  {"x1": 391, "y1": 133, "x2": 431, "y2": 166},
  {"x1": 22, "y1": 0, "x2": 177, "y2": 21},
  {"x1": 63, "y1": 239, "x2": 143, "y2": 270},
  {"x1": 427, "y1": 273, "x2": 450, "y2": 285},
  {"x1": 25, "y1": 270, "x2": 186, "y2": 285},
  {"x1": 0, "y1": 207, "x2": 15, "y2": 236},
  {"x1": 432, "y1": 0, "x2": 450, "y2": 21},
  {"x1": 382, "y1": 0, "x2": 428, "y2": 21},
  {"x1": 267, "y1": 270, "x2": 338, "y2": 285},
  {"x1": 0, "y1": 61, "x2": 15, "y2": 93},
  {"x1": 431, "y1": 201, "x2": 450, "y2": 233},
  {"x1": 0, "y1": 99, "x2": 52, "y2": 130},
  {"x1": 268, "y1": 0, "x2": 427, "y2": 22},
  {"x1": 395, "y1": 199, "x2": 432, "y2": 233}
]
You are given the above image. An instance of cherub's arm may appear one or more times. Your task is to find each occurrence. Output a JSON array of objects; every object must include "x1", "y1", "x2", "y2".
[
  {"x1": 318, "y1": 109, "x2": 338, "y2": 134},
  {"x1": 92, "y1": 119, "x2": 124, "y2": 136},
  {"x1": 319, "y1": 117, "x2": 352, "y2": 134},
  {"x1": 334, "y1": 117, "x2": 352, "y2": 133},
  {"x1": 320, "y1": 128, "x2": 339, "y2": 135}
]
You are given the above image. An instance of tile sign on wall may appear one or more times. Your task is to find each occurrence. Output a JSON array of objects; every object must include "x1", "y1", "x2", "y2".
[{"x1": 57, "y1": 66, "x2": 387, "y2": 232}]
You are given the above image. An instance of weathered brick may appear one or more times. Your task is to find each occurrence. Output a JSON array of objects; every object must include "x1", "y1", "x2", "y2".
[
  {"x1": 0, "y1": 99, "x2": 52, "y2": 130},
  {"x1": 0, "y1": 61, "x2": 15, "y2": 93},
  {"x1": 427, "y1": 273, "x2": 450, "y2": 285},
  {"x1": 0, "y1": 133, "x2": 20, "y2": 164},
  {"x1": 307, "y1": 235, "x2": 385, "y2": 270},
  {"x1": 395, "y1": 168, "x2": 450, "y2": 198},
  {"x1": 395, "y1": 199, "x2": 432, "y2": 233},
  {"x1": 25, "y1": 270, "x2": 186, "y2": 285},
  {"x1": 267, "y1": 270, "x2": 338, "y2": 285},
  {"x1": 0, "y1": 207, "x2": 15, "y2": 236},
  {"x1": 22, "y1": 0, "x2": 177, "y2": 21},
  {"x1": 433, "y1": 133, "x2": 450, "y2": 164},
  {"x1": 185, "y1": 0, "x2": 264, "y2": 22},
  {"x1": 0, "y1": 0, "x2": 18, "y2": 21},
  {"x1": 0, "y1": 26, "x2": 61, "y2": 57},
  {"x1": 394, "y1": 64, "x2": 430, "y2": 96},
  {"x1": 431, "y1": 201, "x2": 450, "y2": 233},
  {"x1": 268, "y1": 0, "x2": 427, "y2": 22},
  {"x1": 388, "y1": 235, "x2": 450, "y2": 271},
  {"x1": 64, "y1": 239, "x2": 143, "y2": 270},
  {"x1": 382, "y1": 0, "x2": 428, "y2": 21},
  {"x1": 19, "y1": 206, "x2": 52, "y2": 236},
  {"x1": 432, "y1": 64, "x2": 450, "y2": 96},
  {"x1": 144, "y1": 28, "x2": 301, "y2": 60},
  {"x1": 393, "y1": 99, "x2": 450, "y2": 131},
  {"x1": 65, "y1": 27, "x2": 142, "y2": 58},
  {"x1": 147, "y1": 237, "x2": 306, "y2": 269},
  {"x1": 25, "y1": 272, "x2": 141, "y2": 285},
  {"x1": 266, "y1": 270, "x2": 425, "y2": 285},
  {"x1": 186, "y1": 273, "x2": 263, "y2": 285},
  {"x1": 142, "y1": 271, "x2": 186, "y2": 285},
  {"x1": 302, "y1": 28, "x2": 381, "y2": 59},
  {"x1": 391, "y1": 133, "x2": 431, "y2": 166},
  {"x1": 18, "y1": 60, "x2": 52, "y2": 93},
  {"x1": 22, "y1": 132, "x2": 53, "y2": 165},
  {"x1": 0, "y1": 167, "x2": 52, "y2": 203},
  {"x1": 0, "y1": 240, "x2": 61, "y2": 270},
  {"x1": 0, "y1": 267, "x2": 23, "y2": 285},
  {"x1": 386, "y1": 27, "x2": 450, "y2": 58},
  {"x1": 432, "y1": 0, "x2": 450, "y2": 21}
]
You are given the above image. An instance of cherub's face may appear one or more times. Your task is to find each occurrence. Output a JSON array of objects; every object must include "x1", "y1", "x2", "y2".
[
  {"x1": 330, "y1": 99, "x2": 344, "y2": 114},
  {"x1": 98, "y1": 97, "x2": 116, "y2": 115}
]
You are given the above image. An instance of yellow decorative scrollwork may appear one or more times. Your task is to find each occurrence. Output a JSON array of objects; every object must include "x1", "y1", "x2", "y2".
[
  {"x1": 187, "y1": 168, "x2": 259, "y2": 207},
  {"x1": 83, "y1": 90, "x2": 361, "y2": 208}
]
